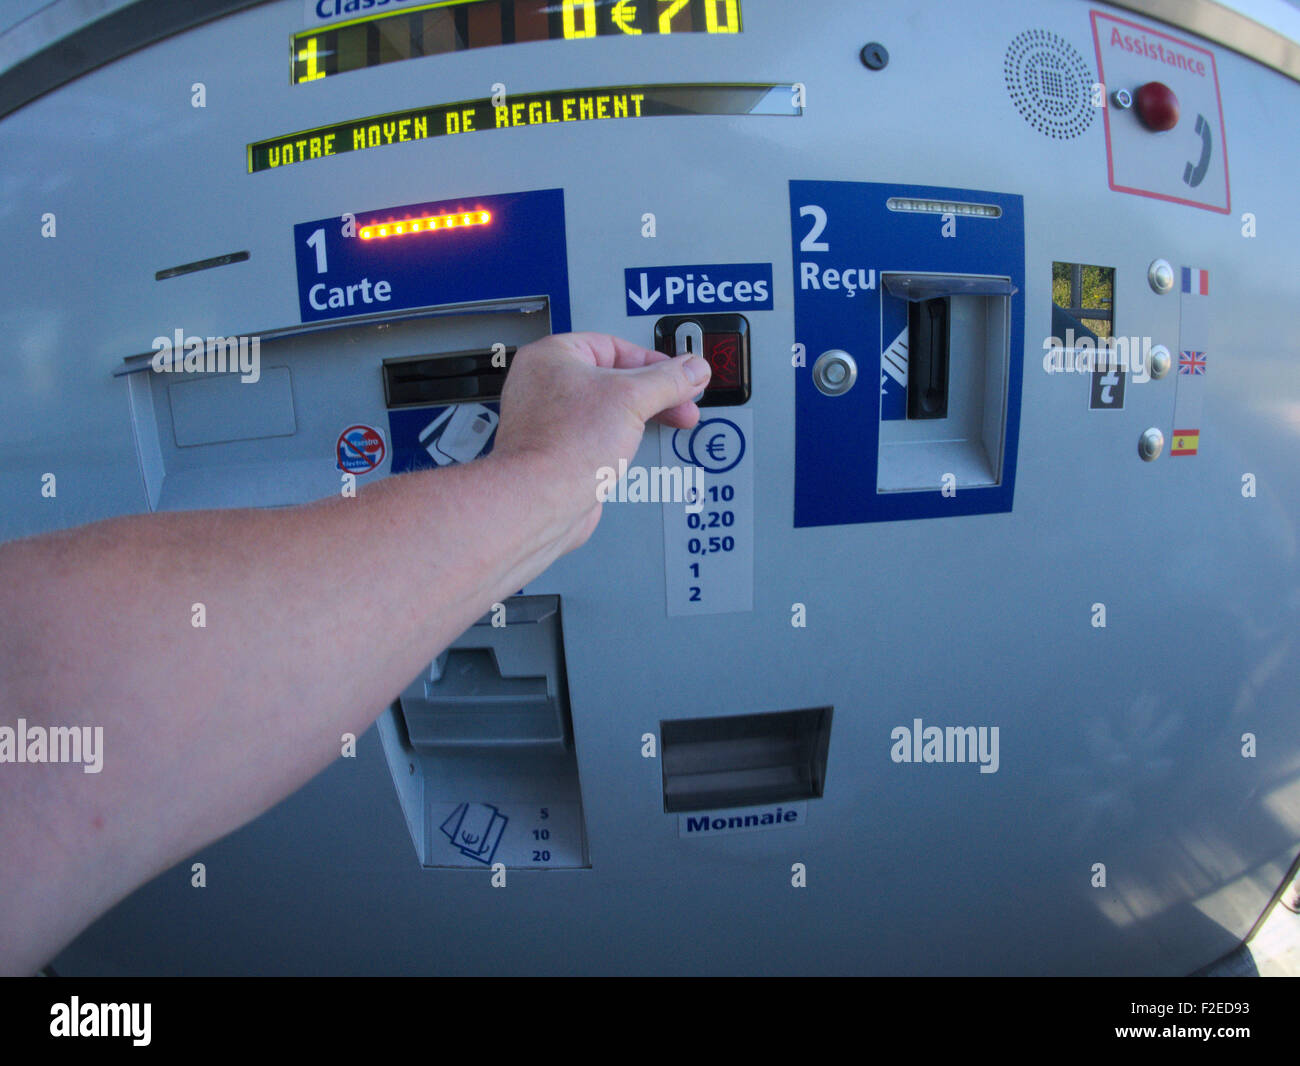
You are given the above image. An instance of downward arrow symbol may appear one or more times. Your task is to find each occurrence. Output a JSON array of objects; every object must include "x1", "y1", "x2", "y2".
[{"x1": 627, "y1": 272, "x2": 661, "y2": 311}]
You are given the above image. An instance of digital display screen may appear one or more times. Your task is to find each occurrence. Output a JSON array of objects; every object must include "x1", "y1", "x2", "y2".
[
  {"x1": 294, "y1": 0, "x2": 743, "y2": 83},
  {"x1": 248, "y1": 82, "x2": 796, "y2": 172}
]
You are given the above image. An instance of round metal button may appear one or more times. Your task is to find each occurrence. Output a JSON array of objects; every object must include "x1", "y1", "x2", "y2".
[
  {"x1": 1148, "y1": 259, "x2": 1174, "y2": 294},
  {"x1": 1148, "y1": 345, "x2": 1171, "y2": 379},
  {"x1": 1139, "y1": 427, "x2": 1164, "y2": 461},
  {"x1": 813, "y1": 350, "x2": 858, "y2": 396}
]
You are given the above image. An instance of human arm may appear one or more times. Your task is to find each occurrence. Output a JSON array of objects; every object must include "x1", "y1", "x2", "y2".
[{"x1": 0, "y1": 332, "x2": 710, "y2": 974}]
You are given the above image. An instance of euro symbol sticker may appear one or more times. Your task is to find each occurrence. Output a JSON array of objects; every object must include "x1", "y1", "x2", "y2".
[{"x1": 686, "y1": 417, "x2": 745, "y2": 474}]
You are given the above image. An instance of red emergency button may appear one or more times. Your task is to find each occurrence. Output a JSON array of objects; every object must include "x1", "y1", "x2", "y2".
[{"x1": 1134, "y1": 81, "x2": 1179, "y2": 131}]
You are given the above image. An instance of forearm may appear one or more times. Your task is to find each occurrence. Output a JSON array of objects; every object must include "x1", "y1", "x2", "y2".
[{"x1": 0, "y1": 449, "x2": 579, "y2": 973}]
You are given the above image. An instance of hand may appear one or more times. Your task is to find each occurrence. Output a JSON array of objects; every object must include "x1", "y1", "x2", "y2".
[{"x1": 491, "y1": 332, "x2": 711, "y2": 550}]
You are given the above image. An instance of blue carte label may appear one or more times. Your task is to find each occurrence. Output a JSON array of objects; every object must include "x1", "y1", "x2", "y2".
[
  {"x1": 292, "y1": 188, "x2": 571, "y2": 328},
  {"x1": 624, "y1": 263, "x2": 772, "y2": 316}
]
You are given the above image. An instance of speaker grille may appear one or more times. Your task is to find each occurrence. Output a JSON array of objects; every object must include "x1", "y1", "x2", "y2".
[{"x1": 1004, "y1": 29, "x2": 1095, "y2": 140}]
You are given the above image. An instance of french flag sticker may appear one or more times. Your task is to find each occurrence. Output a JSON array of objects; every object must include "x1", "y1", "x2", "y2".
[{"x1": 1181, "y1": 266, "x2": 1209, "y2": 295}]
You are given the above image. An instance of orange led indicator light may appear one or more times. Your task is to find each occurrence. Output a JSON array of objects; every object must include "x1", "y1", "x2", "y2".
[{"x1": 359, "y1": 210, "x2": 492, "y2": 240}]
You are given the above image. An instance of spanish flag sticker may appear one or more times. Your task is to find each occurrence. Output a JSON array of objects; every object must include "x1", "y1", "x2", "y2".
[{"x1": 1171, "y1": 429, "x2": 1200, "y2": 456}]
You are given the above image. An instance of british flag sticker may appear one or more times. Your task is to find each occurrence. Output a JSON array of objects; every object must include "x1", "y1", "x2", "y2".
[{"x1": 1178, "y1": 350, "x2": 1207, "y2": 375}]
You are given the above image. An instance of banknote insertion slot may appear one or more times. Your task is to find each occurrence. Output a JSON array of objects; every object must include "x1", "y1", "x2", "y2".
[
  {"x1": 379, "y1": 595, "x2": 590, "y2": 869},
  {"x1": 397, "y1": 595, "x2": 569, "y2": 750},
  {"x1": 660, "y1": 707, "x2": 832, "y2": 813},
  {"x1": 383, "y1": 347, "x2": 517, "y2": 407}
]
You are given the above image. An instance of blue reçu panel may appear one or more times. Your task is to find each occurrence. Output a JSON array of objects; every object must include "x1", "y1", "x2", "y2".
[{"x1": 790, "y1": 180, "x2": 1025, "y2": 527}]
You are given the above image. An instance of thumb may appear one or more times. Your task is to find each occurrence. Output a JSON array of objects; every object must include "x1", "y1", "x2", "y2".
[{"x1": 619, "y1": 355, "x2": 711, "y2": 422}]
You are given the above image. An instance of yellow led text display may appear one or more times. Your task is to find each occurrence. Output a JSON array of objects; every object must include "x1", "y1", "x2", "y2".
[
  {"x1": 248, "y1": 83, "x2": 795, "y2": 172},
  {"x1": 292, "y1": 0, "x2": 743, "y2": 85}
]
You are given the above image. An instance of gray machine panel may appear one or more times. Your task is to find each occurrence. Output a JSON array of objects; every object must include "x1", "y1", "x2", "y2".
[{"x1": 1, "y1": 0, "x2": 1298, "y2": 974}]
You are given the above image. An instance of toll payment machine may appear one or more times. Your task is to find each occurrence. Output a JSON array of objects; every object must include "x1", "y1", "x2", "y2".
[{"x1": 2, "y1": 0, "x2": 1299, "y2": 975}]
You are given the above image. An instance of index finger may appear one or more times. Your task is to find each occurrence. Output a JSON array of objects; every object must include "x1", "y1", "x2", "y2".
[{"x1": 562, "y1": 331, "x2": 673, "y2": 371}]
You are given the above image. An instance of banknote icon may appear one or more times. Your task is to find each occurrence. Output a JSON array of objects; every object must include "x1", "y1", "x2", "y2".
[{"x1": 439, "y1": 802, "x2": 508, "y2": 864}]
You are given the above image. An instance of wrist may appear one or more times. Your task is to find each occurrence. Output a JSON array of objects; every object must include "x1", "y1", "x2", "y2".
[{"x1": 486, "y1": 446, "x2": 595, "y2": 541}]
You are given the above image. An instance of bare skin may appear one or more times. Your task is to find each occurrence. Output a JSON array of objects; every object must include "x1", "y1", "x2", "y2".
[{"x1": 0, "y1": 332, "x2": 711, "y2": 975}]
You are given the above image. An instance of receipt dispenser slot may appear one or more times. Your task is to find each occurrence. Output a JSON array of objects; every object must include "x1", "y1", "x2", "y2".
[{"x1": 878, "y1": 273, "x2": 1015, "y2": 493}]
